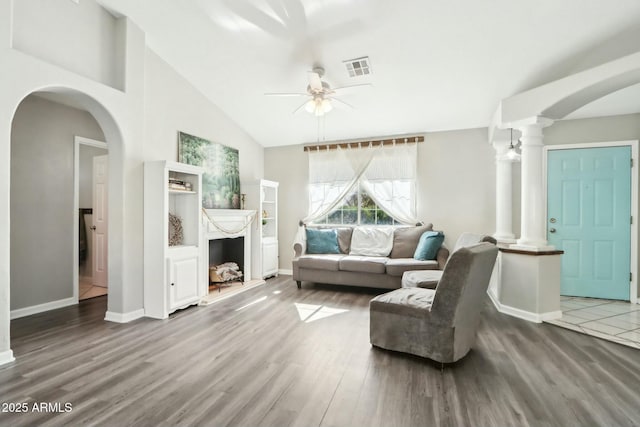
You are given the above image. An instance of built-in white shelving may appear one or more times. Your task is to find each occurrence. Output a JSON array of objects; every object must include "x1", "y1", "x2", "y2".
[
  {"x1": 144, "y1": 161, "x2": 204, "y2": 319},
  {"x1": 244, "y1": 179, "x2": 279, "y2": 278}
]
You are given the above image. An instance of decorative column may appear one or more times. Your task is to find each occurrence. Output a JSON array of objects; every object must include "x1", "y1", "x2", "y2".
[
  {"x1": 493, "y1": 140, "x2": 518, "y2": 243},
  {"x1": 512, "y1": 117, "x2": 554, "y2": 250}
]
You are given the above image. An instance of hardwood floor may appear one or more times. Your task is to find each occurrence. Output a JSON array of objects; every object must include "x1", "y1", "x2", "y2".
[{"x1": 2, "y1": 276, "x2": 640, "y2": 427}]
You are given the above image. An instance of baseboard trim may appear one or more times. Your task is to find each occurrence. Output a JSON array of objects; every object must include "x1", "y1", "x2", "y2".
[
  {"x1": 278, "y1": 269, "x2": 293, "y2": 276},
  {"x1": 10, "y1": 297, "x2": 76, "y2": 320},
  {"x1": 487, "y1": 290, "x2": 561, "y2": 323},
  {"x1": 0, "y1": 350, "x2": 15, "y2": 366},
  {"x1": 104, "y1": 309, "x2": 145, "y2": 323}
]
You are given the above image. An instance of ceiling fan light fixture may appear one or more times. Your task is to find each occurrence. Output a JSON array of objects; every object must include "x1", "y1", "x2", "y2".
[
  {"x1": 305, "y1": 99, "x2": 316, "y2": 113},
  {"x1": 321, "y1": 98, "x2": 333, "y2": 113}
]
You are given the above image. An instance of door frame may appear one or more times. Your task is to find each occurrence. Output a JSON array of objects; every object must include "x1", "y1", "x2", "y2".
[
  {"x1": 73, "y1": 136, "x2": 108, "y2": 303},
  {"x1": 543, "y1": 140, "x2": 639, "y2": 304}
]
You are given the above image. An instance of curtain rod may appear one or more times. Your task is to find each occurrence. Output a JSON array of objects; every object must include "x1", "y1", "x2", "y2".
[{"x1": 303, "y1": 135, "x2": 424, "y2": 152}]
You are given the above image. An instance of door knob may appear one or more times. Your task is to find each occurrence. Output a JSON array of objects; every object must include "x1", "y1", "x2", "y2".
[
  {"x1": 549, "y1": 228, "x2": 556, "y2": 233},
  {"x1": 90, "y1": 226, "x2": 97, "y2": 230}
]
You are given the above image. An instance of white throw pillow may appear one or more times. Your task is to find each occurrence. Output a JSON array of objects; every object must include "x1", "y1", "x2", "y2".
[{"x1": 349, "y1": 227, "x2": 394, "y2": 257}]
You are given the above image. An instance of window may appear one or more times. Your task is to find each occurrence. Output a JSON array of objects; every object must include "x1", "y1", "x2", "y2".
[
  {"x1": 305, "y1": 142, "x2": 417, "y2": 226},
  {"x1": 313, "y1": 183, "x2": 399, "y2": 225}
]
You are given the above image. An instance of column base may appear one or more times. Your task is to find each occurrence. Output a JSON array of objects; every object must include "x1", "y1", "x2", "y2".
[
  {"x1": 513, "y1": 236, "x2": 555, "y2": 251},
  {"x1": 493, "y1": 234, "x2": 516, "y2": 245},
  {"x1": 510, "y1": 243, "x2": 555, "y2": 252}
]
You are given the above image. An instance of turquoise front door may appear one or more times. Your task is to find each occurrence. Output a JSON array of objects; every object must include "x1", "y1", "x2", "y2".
[{"x1": 547, "y1": 146, "x2": 631, "y2": 300}]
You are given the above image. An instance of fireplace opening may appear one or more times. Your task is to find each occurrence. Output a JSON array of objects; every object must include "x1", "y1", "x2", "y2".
[{"x1": 209, "y1": 237, "x2": 245, "y2": 286}]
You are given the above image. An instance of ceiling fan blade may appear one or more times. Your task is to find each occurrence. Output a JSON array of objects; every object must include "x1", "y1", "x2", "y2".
[
  {"x1": 264, "y1": 92, "x2": 309, "y2": 97},
  {"x1": 281, "y1": 0, "x2": 307, "y2": 36},
  {"x1": 265, "y1": 0, "x2": 288, "y2": 23},
  {"x1": 331, "y1": 83, "x2": 373, "y2": 94},
  {"x1": 292, "y1": 100, "x2": 309, "y2": 114},
  {"x1": 330, "y1": 97, "x2": 355, "y2": 110},
  {"x1": 308, "y1": 72, "x2": 323, "y2": 92},
  {"x1": 223, "y1": 0, "x2": 289, "y2": 38}
]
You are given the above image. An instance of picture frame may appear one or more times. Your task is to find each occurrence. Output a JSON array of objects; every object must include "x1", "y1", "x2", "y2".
[{"x1": 178, "y1": 131, "x2": 241, "y2": 209}]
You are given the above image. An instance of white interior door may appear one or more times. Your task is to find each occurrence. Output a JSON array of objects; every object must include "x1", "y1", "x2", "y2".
[{"x1": 93, "y1": 155, "x2": 108, "y2": 288}]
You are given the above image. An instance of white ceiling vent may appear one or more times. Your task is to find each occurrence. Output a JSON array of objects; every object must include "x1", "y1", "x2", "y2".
[{"x1": 343, "y1": 57, "x2": 371, "y2": 77}]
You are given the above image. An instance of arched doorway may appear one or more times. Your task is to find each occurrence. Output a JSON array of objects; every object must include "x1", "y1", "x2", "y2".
[
  {"x1": 10, "y1": 93, "x2": 111, "y2": 317},
  {"x1": 1, "y1": 85, "x2": 129, "y2": 365}
]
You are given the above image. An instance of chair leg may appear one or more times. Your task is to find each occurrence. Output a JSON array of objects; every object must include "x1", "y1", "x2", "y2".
[{"x1": 296, "y1": 281, "x2": 301, "y2": 289}]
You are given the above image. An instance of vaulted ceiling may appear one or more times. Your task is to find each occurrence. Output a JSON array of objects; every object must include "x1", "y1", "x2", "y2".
[{"x1": 98, "y1": 0, "x2": 640, "y2": 147}]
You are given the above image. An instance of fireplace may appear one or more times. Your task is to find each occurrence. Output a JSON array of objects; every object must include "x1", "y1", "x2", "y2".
[
  {"x1": 209, "y1": 237, "x2": 244, "y2": 282},
  {"x1": 202, "y1": 209, "x2": 255, "y2": 294}
]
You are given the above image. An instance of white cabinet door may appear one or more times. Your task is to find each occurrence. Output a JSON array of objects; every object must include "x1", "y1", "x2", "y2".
[
  {"x1": 262, "y1": 241, "x2": 279, "y2": 278},
  {"x1": 168, "y1": 254, "x2": 199, "y2": 310}
]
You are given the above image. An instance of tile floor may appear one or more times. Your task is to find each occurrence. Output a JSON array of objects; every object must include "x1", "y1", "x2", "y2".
[
  {"x1": 79, "y1": 278, "x2": 108, "y2": 300},
  {"x1": 545, "y1": 296, "x2": 640, "y2": 349}
]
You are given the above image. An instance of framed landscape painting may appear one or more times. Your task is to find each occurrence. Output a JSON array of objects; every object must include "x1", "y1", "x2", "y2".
[{"x1": 178, "y1": 131, "x2": 241, "y2": 209}]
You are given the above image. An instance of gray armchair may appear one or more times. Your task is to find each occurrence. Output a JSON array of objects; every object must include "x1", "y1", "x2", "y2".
[{"x1": 369, "y1": 242, "x2": 499, "y2": 363}]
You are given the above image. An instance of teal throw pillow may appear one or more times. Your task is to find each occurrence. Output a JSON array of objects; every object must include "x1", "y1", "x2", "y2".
[
  {"x1": 414, "y1": 231, "x2": 445, "y2": 260},
  {"x1": 306, "y1": 228, "x2": 340, "y2": 254}
]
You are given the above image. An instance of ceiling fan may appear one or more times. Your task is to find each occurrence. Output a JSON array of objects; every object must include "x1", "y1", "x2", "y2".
[{"x1": 265, "y1": 67, "x2": 370, "y2": 116}]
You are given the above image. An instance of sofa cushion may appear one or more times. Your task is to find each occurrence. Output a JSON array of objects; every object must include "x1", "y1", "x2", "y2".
[
  {"x1": 401, "y1": 270, "x2": 443, "y2": 289},
  {"x1": 385, "y1": 258, "x2": 439, "y2": 276},
  {"x1": 370, "y1": 288, "x2": 436, "y2": 318},
  {"x1": 336, "y1": 228, "x2": 354, "y2": 254},
  {"x1": 389, "y1": 224, "x2": 433, "y2": 258},
  {"x1": 306, "y1": 228, "x2": 340, "y2": 254},
  {"x1": 339, "y1": 256, "x2": 388, "y2": 274},
  {"x1": 350, "y1": 227, "x2": 394, "y2": 256},
  {"x1": 297, "y1": 254, "x2": 345, "y2": 271},
  {"x1": 414, "y1": 231, "x2": 445, "y2": 260}
]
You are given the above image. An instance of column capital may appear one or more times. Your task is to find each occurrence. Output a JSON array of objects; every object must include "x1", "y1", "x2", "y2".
[{"x1": 508, "y1": 116, "x2": 554, "y2": 131}]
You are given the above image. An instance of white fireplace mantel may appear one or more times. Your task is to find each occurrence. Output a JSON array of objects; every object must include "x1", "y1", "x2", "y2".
[{"x1": 201, "y1": 209, "x2": 257, "y2": 293}]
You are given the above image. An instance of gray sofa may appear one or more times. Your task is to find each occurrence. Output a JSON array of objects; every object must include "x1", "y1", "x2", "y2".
[{"x1": 292, "y1": 224, "x2": 449, "y2": 289}]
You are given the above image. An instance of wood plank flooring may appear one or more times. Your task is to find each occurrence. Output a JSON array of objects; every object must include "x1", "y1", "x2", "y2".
[{"x1": 1, "y1": 276, "x2": 640, "y2": 426}]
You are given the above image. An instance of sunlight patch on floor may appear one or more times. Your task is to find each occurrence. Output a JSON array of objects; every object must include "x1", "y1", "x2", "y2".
[
  {"x1": 294, "y1": 303, "x2": 349, "y2": 323},
  {"x1": 235, "y1": 296, "x2": 267, "y2": 311}
]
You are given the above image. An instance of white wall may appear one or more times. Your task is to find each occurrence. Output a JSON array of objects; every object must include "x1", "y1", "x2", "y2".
[
  {"x1": 10, "y1": 95, "x2": 105, "y2": 310},
  {"x1": 265, "y1": 127, "x2": 496, "y2": 270},
  {"x1": 13, "y1": 0, "x2": 124, "y2": 90},
  {"x1": 264, "y1": 145, "x2": 308, "y2": 270},
  {"x1": 143, "y1": 49, "x2": 264, "y2": 182}
]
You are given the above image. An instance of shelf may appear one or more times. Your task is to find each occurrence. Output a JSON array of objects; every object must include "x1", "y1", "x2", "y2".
[
  {"x1": 262, "y1": 200, "x2": 276, "y2": 204},
  {"x1": 169, "y1": 189, "x2": 197, "y2": 194},
  {"x1": 261, "y1": 217, "x2": 275, "y2": 221}
]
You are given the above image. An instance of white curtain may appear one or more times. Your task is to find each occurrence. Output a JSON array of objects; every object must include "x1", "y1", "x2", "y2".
[
  {"x1": 304, "y1": 146, "x2": 374, "y2": 223},
  {"x1": 303, "y1": 142, "x2": 417, "y2": 225},
  {"x1": 296, "y1": 142, "x2": 418, "y2": 248},
  {"x1": 360, "y1": 142, "x2": 417, "y2": 225}
]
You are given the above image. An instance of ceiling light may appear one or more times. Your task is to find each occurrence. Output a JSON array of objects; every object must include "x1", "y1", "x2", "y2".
[
  {"x1": 506, "y1": 128, "x2": 521, "y2": 162},
  {"x1": 305, "y1": 96, "x2": 333, "y2": 116}
]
